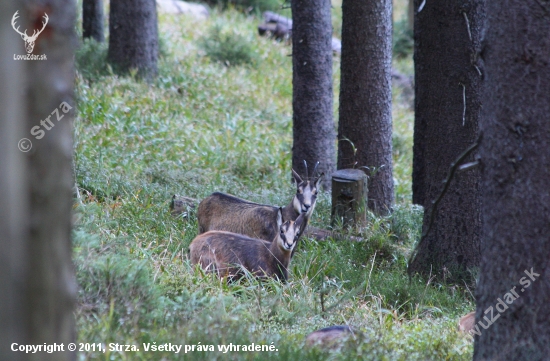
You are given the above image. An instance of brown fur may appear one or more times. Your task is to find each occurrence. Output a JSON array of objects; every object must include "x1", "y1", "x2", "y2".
[
  {"x1": 189, "y1": 211, "x2": 304, "y2": 282},
  {"x1": 197, "y1": 171, "x2": 322, "y2": 247}
]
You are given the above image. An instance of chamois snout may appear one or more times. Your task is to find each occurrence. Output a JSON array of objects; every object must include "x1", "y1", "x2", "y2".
[
  {"x1": 190, "y1": 207, "x2": 301, "y2": 281},
  {"x1": 279, "y1": 213, "x2": 305, "y2": 252}
]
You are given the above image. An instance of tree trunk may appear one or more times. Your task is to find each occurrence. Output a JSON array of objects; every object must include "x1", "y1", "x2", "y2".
[
  {"x1": 108, "y1": 0, "x2": 158, "y2": 80},
  {"x1": 408, "y1": 0, "x2": 484, "y2": 281},
  {"x1": 291, "y1": 0, "x2": 335, "y2": 189},
  {"x1": 83, "y1": 0, "x2": 104, "y2": 42},
  {"x1": 337, "y1": 0, "x2": 394, "y2": 215},
  {"x1": 0, "y1": 1, "x2": 76, "y2": 360},
  {"x1": 0, "y1": 3, "x2": 28, "y2": 360},
  {"x1": 474, "y1": 2, "x2": 550, "y2": 359},
  {"x1": 407, "y1": 0, "x2": 414, "y2": 32}
]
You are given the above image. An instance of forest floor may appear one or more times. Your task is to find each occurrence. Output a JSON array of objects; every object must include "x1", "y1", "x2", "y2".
[{"x1": 73, "y1": 1, "x2": 475, "y2": 360}]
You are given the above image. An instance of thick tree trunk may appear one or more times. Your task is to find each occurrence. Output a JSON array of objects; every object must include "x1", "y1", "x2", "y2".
[
  {"x1": 408, "y1": 0, "x2": 484, "y2": 281},
  {"x1": 25, "y1": 0, "x2": 77, "y2": 357},
  {"x1": 83, "y1": 0, "x2": 104, "y2": 42},
  {"x1": 291, "y1": 0, "x2": 335, "y2": 189},
  {"x1": 0, "y1": 1, "x2": 76, "y2": 360},
  {"x1": 474, "y1": 2, "x2": 550, "y2": 359},
  {"x1": 0, "y1": 3, "x2": 27, "y2": 360},
  {"x1": 337, "y1": 0, "x2": 394, "y2": 215},
  {"x1": 108, "y1": 0, "x2": 158, "y2": 80}
]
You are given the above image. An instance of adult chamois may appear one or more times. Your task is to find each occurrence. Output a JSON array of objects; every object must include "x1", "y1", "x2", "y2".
[
  {"x1": 189, "y1": 209, "x2": 304, "y2": 281},
  {"x1": 197, "y1": 166, "x2": 323, "y2": 248}
]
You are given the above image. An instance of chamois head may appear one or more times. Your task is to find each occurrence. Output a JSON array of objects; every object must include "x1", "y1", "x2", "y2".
[
  {"x1": 275, "y1": 208, "x2": 305, "y2": 252},
  {"x1": 292, "y1": 165, "x2": 324, "y2": 218}
]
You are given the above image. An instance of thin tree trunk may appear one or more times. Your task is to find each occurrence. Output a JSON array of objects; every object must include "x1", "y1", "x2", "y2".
[
  {"x1": 474, "y1": 2, "x2": 550, "y2": 359},
  {"x1": 83, "y1": 0, "x2": 104, "y2": 42},
  {"x1": 108, "y1": 0, "x2": 158, "y2": 80},
  {"x1": 1, "y1": 1, "x2": 76, "y2": 360},
  {"x1": 407, "y1": 0, "x2": 414, "y2": 32},
  {"x1": 291, "y1": 0, "x2": 335, "y2": 189},
  {"x1": 337, "y1": 0, "x2": 394, "y2": 215},
  {"x1": 408, "y1": 0, "x2": 484, "y2": 281}
]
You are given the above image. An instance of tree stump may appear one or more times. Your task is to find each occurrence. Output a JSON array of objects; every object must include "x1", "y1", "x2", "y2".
[{"x1": 331, "y1": 169, "x2": 368, "y2": 228}]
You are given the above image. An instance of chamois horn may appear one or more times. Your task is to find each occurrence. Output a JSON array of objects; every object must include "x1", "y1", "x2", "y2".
[{"x1": 311, "y1": 161, "x2": 320, "y2": 178}]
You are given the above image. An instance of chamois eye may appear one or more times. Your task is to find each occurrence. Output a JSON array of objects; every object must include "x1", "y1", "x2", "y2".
[{"x1": 297, "y1": 188, "x2": 303, "y2": 194}]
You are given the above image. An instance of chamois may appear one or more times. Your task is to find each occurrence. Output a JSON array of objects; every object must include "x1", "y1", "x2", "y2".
[
  {"x1": 189, "y1": 209, "x2": 304, "y2": 281},
  {"x1": 197, "y1": 168, "x2": 323, "y2": 245}
]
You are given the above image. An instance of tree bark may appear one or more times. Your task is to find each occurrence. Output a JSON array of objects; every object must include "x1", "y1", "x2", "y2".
[
  {"x1": 337, "y1": 0, "x2": 394, "y2": 215},
  {"x1": 474, "y1": 2, "x2": 550, "y2": 359},
  {"x1": 408, "y1": 0, "x2": 484, "y2": 281},
  {"x1": 407, "y1": 0, "x2": 414, "y2": 31},
  {"x1": 108, "y1": 0, "x2": 158, "y2": 80},
  {"x1": 291, "y1": 0, "x2": 335, "y2": 189},
  {"x1": 0, "y1": 3, "x2": 28, "y2": 360},
  {"x1": 83, "y1": 0, "x2": 104, "y2": 42},
  {"x1": 1, "y1": 1, "x2": 76, "y2": 360}
]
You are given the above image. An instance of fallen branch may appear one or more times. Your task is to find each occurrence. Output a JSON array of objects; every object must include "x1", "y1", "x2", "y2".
[
  {"x1": 169, "y1": 194, "x2": 197, "y2": 216},
  {"x1": 305, "y1": 226, "x2": 364, "y2": 242}
]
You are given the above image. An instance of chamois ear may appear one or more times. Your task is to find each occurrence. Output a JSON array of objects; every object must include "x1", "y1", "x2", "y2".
[
  {"x1": 292, "y1": 169, "x2": 303, "y2": 185},
  {"x1": 314, "y1": 172, "x2": 325, "y2": 189},
  {"x1": 276, "y1": 207, "x2": 283, "y2": 227}
]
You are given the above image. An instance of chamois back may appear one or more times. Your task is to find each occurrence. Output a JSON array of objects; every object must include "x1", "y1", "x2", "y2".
[
  {"x1": 190, "y1": 210, "x2": 304, "y2": 281},
  {"x1": 198, "y1": 192, "x2": 278, "y2": 241},
  {"x1": 197, "y1": 170, "x2": 323, "y2": 245}
]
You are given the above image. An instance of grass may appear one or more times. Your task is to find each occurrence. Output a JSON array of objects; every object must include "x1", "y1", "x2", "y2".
[{"x1": 73, "y1": 2, "x2": 474, "y2": 360}]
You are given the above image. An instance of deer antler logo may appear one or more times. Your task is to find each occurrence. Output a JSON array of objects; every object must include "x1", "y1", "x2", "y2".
[{"x1": 11, "y1": 11, "x2": 48, "y2": 54}]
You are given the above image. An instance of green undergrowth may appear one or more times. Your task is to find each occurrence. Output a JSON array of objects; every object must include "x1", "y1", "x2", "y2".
[{"x1": 73, "y1": 3, "x2": 473, "y2": 360}]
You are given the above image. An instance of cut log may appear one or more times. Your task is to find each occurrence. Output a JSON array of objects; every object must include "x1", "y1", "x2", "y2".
[
  {"x1": 263, "y1": 11, "x2": 292, "y2": 28},
  {"x1": 169, "y1": 194, "x2": 197, "y2": 216},
  {"x1": 304, "y1": 226, "x2": 363, "y2": 242},
  {"x1": 257, "y1": 22, "x2": 290, "y2": 40},
  {"x1": 305, "y1": 325, "x2": 354, "y2": 349}
]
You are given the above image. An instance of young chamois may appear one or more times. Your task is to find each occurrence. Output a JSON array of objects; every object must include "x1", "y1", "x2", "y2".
[
  {"x1": 197, "y1": 168, "x2": 323, "y2": 246},
  {"x1": 189, "y1": 209, "x2": 304, "y2": 281}
]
